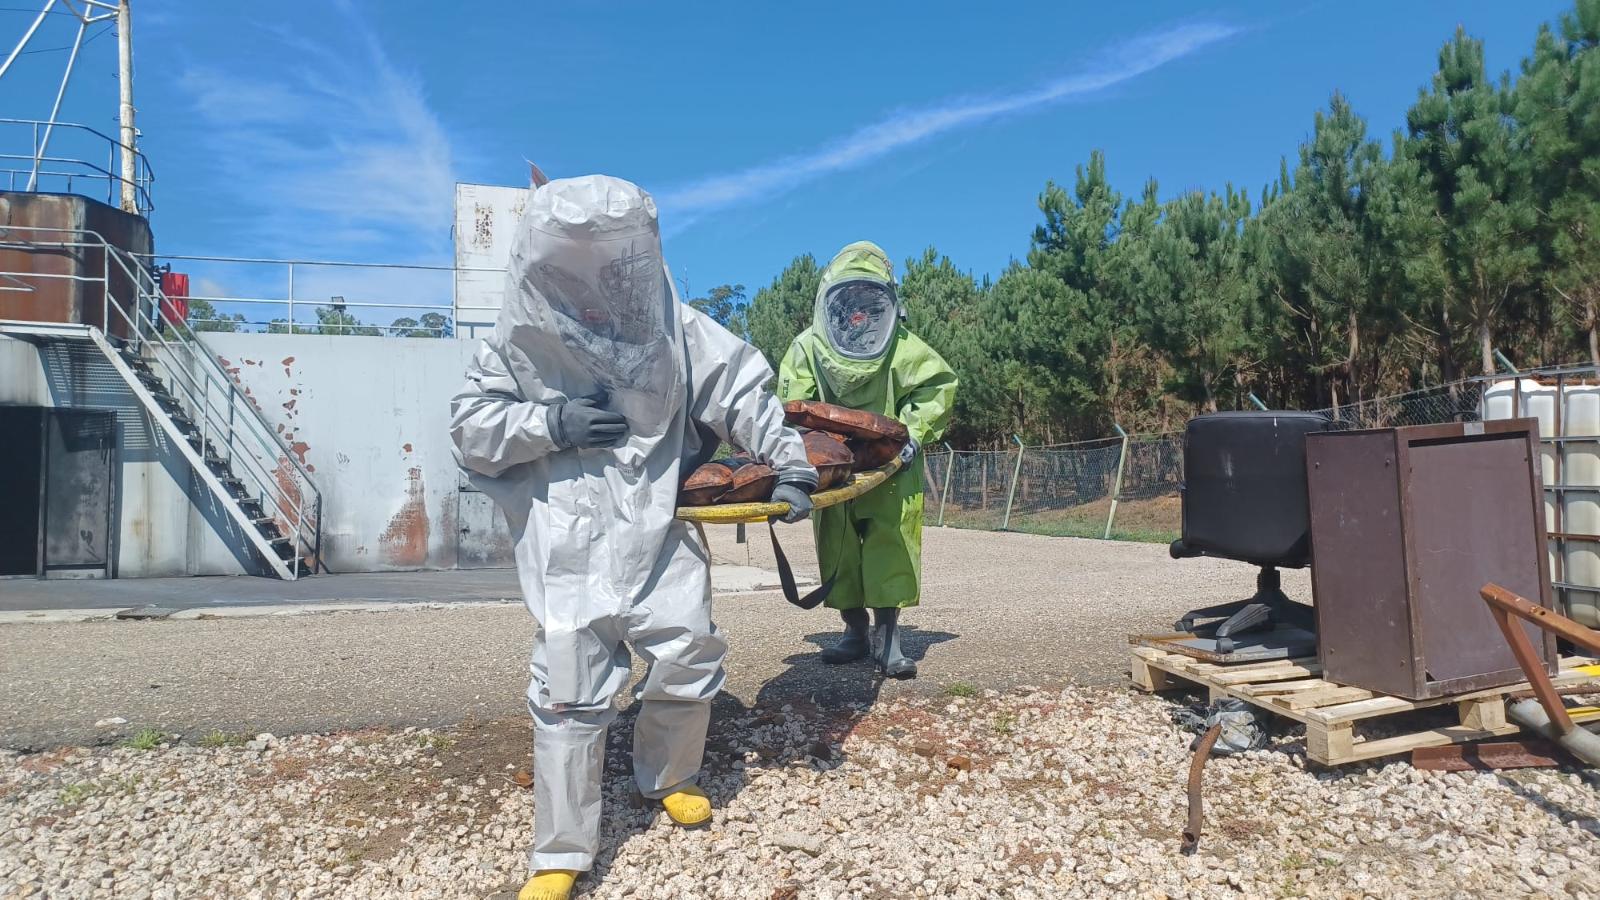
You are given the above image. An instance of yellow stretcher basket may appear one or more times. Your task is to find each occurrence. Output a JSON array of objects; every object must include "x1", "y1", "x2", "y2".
[{"x1": 674, "y1": 456, "x2": 903, "y2": 524}]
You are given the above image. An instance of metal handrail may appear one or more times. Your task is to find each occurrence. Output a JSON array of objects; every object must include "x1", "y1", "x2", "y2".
[
  {"x1": 145, "y1": 251, "x2": 503, "y2": 334},
  {"x1": 107, "y1": 245, "x2": 320, "y2": 565},
  {"x1": 114, "y1": 251, "x2": 318, "y2": 510},
  {"x1": 0, "y1": 226, "x2": 319, "y2": 569},
  {"x1": 0, "y1": 118, "x2": 154, "y2": 213},
  {"x1": 157, "y1": 252, "x2": 478, "y2": 271}
]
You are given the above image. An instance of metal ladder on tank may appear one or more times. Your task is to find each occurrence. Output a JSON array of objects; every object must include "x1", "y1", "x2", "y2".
[{"x1": 0, "y1": 225, "x2": 321, "y2": 579}]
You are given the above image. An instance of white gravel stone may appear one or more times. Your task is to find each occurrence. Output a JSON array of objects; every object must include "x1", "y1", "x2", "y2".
[{"x1": 5, "y1": 688, "x2": 1600, "y2": 898}]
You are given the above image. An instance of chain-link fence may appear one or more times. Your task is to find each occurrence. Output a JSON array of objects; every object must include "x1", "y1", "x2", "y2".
[
  {"x1": 923, "y1": 433, "x2": 1184, "y2": 541},
  {"x1": 921, "y1": 378, "x2": 1496, "y2": 544},
  {"x1": 1311, "y1": 381, "x2": 1486, "y2": 430}
]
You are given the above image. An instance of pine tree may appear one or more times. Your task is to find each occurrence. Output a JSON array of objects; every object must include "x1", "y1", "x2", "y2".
[
  {"x1": 1406, "y1": 27, "x2": 1541, "y2": 375},
  {"x1": 744, "y1": 254, "x2": 821, "y2": 367},
  {"x1": 1517, "y1": 2, "x2": 1600, "y2": 364}
]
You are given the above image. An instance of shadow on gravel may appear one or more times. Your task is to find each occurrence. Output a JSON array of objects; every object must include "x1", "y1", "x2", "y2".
[
  {"x1": 573, "y1": 625, "x2": 958, "y2": 896},
  {"x1": 1496, "y1": 771, "x2": 1600, "y2": 835}
]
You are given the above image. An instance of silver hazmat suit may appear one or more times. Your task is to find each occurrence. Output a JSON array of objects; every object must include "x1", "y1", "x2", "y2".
[{"x1": 449, "y1": 175, "x2": 816, "y2": 872}]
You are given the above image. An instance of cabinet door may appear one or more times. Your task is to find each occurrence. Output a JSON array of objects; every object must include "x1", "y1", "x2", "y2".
[{"x1": 456, "y1": 488, "x2": 513, "y2": 568}]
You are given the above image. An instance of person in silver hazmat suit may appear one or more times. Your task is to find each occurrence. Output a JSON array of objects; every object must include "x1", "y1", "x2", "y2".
[{"x1": 450, "y1": 175, "x2": 816, "y2": 900}]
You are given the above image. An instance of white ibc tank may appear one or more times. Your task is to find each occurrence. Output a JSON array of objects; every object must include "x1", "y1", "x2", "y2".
[
  {"x1": 1482, "y1": 377, "x2": 1600, "y2": 626},
  {"x1": 1564, "y1": 383, "x2": 1600, "y2": 626}
]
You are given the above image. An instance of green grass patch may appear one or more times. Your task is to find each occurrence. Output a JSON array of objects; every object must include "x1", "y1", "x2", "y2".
[
  {"x1": 928, "y1": 493, "x2": 1181, "y2": 544},
  {"x1": 121, "y1": 728, "x2": 165, "y2": 751},
  {"x1": 935, "y1": 512, "x2": 1178, "y2": 544},
  {"x1": 199, "y1": 730, "x2": 248, "y2": 748},
  {"x1": 943, "y1": 681, "x2": 978, "y2": 698},
  {"x1": 414, "y1": 733, "x2": 457, "y2": 751}
]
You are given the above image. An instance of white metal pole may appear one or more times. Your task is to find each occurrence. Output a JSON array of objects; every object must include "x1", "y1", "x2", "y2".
[
  {"x1": 1104, "y1": 424, "x2": 1130, "y2": 540},
  {"x1": 116, "y1": 0, "x2": 137, "y2": 213},
  {"x1": 30, "y1": 19, "x2": 88, "y2": 191},
  {"x1": 0, "y1": 0, "x2": 55, "y2": 81},
  {"x1": 1001, "y1": 434, "x2": 1025, "y2": 531}
]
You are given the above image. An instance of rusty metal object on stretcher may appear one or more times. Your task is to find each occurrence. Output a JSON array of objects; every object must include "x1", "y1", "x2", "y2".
[{"x1": 674, "y1": 456, "x2": 902, "y2": 524}]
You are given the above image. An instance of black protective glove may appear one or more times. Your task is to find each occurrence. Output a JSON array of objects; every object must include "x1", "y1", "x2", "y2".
[
  {"x1": 897, "y1": 436, "x2": 921, "y2": 466},
  {"x1": 549, "y1": 397, "x2": 628, "y2": 449},
  {"x1": 771, "y1": 481, "x2": 814, "y2": 524}
]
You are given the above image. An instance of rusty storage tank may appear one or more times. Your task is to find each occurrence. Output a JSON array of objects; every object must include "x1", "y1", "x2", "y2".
[{"x1": 0, "y1": 191, "x2": 154, "y2": 340}]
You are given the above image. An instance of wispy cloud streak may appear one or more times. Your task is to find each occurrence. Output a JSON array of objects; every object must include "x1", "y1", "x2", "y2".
[
  {"x1": 657, "y1": 22, "x2": 1239, "y2": 220},
  {"x1": 178, "y1": 5, "x2": 456, "y2": 260}
]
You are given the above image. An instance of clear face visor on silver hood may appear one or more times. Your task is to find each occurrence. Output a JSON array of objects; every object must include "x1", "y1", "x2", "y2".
[
  {"x1": 537, "y1": 240, "x2": 667, "y2": 347},
  {"x1": 822, "y1": 279, "x2": 897, "y2": 360},
  {"x1": 533, "y1": 238, "x2": 676, "y2": 386},
  {"x1": 510, "y1": 233, "x2": 683, "y2": 438}
]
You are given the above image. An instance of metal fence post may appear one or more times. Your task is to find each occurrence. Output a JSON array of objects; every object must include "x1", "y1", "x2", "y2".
[
  {"x1": 287, "y1": 262, "x2": 296, "y2": 334},
  {"x1": 1104, "y1": 424, "x2": 1130, "y2": 540},
  {"x1": 937, "y1": 442, "x2": 954, "y2": 527},
  {"x1": 1001, "y1": 434, "x2": 1025, "y2": 531},
  {"x1": 1494, "y1": 348, "x2": 1520, "y2": 375}
]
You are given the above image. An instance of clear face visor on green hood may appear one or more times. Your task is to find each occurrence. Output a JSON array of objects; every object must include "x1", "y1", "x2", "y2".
[{"x1": 821, "y1": 279, "x2": 897, "y2": 360}]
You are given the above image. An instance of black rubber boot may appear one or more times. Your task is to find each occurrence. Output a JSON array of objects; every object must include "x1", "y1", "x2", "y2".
[
  {"x1": 820, "y1": 608, "x2": 870, "y2": 663},
  {"x1": 873, "y1": 608, "x2": 917, "y2": 678}
]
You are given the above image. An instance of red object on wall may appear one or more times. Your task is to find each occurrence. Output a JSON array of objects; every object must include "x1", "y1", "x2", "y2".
[{"x1": 160, "y1": 271, "x2": 190, "y2": 323}]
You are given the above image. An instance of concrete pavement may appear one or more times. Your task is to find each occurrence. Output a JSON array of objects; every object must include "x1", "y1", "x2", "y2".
[{"x1": 0, "y1": 525, "x2": 1307, "y2": 749}]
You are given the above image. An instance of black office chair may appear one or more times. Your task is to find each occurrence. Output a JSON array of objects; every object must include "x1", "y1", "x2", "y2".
[{"x1": 1170, "y1": 411, "x2": 1333, "y2": 652}]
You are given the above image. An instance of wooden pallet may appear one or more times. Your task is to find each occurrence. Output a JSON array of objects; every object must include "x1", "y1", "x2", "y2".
[{"x1": 1130, "y1": 646, "x2": 1600, "y2": 766}]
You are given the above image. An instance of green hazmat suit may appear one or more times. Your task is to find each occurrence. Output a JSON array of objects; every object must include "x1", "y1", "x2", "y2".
[{"x1": 777, "y1": 242, "x2": 958, "y2": 610}]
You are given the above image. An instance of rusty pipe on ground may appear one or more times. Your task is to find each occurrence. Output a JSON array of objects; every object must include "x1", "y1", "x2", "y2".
[{"x1": 1181, "y1": 724, "x2": 1222, "y2": 855}]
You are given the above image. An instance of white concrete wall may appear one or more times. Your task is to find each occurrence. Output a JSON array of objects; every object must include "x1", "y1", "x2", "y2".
[
  {"x1": 2, "y1": 332, "x2": 515, "y2": 577},
  {"x1": 197, "y1": 332, "x2": 513, "y2": 574}
]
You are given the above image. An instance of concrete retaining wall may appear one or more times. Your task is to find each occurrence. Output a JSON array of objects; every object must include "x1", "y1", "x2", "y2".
[{"x1": 0, "y1": 331, "x2": 513, "y2": 577}]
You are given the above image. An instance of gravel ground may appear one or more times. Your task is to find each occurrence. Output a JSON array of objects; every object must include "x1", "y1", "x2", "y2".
[
  {"x1": 4, "y1": 685, "x2": 1599, "y2": 899},
  {"x1": 11, "y1": 526, "x2": 1567, "y2": 899},
  {"x1": 0, "y1": 526, "x2": 1299, "y2": 749}
]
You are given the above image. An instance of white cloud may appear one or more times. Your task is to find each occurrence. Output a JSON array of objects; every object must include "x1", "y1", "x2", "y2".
[
  {"x1": 177, "y1": 5, "x2": 456, "y2": 261},
  {"x1": 656, "y1": 21, "x2": 1239, "y2": 222}
]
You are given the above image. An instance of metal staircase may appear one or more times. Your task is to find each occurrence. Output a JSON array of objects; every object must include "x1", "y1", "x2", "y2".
[{"x1": 0, "y1": 226, "x2": 321, "y2": 579}]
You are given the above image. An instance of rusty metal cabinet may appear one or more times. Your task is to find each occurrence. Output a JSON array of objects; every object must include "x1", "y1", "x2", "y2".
[{"x1": 1306, "y1": 420, "x2": 1557, "y2": 699}]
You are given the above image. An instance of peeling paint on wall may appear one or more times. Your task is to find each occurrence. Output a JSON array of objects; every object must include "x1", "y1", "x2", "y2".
[
  {"x1": 196, "y1": 333, "x2": 514, "y2": 573},
  {"x1": 380, "y1": 466, "x2": 430, "y2": 567}
]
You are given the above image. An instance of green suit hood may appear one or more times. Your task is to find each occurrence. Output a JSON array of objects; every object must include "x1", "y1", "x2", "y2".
[{"x1": 812, "y1": 241, "x2": 899, "y2": 396}]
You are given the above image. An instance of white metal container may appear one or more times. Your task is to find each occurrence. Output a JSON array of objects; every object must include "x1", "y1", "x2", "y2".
[
  {"x1": 1483, "y1": 376, "x2": 1600, "y2": 626},
  {"x1": 1563, "y1": 383, "x2": 1600, "y2": 626}
]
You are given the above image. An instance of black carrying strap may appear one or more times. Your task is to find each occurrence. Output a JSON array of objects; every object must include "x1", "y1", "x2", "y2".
[{"x1": 768, "y1": 519, "x2": 834, "y2": 609}]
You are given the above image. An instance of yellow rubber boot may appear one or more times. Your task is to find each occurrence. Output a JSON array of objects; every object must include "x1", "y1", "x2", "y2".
[
  {"x1": 660, "y1": 785, "x2": 712, "y2": 826},
  {"x1": 518, "y1": 870, "x2": 577, "y2": 900}
]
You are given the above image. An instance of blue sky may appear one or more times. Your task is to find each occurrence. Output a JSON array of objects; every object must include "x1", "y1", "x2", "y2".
[{"x1": 2, "y1": 0, "x2": 1576, "y2": 320}]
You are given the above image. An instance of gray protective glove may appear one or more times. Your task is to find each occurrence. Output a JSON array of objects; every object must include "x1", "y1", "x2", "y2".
[
  {"x1": 897, "y1": 436, "x2": 920, "y2": 466},
  {"x1": 771, "y1": 482, "x2": 814, "y2": 524},
  {"x1": 549, "y1": 397, "x2": 628, "y2": 449}
]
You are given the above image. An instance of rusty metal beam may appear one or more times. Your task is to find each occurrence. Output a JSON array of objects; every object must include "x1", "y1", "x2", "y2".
[
  {"x1": 1489, "y1": 603, "x2": 1575, "y2": 735},
  {"x1": 1482, "y1": 583, "x2": 1600, "y2": 655},
  {"x1": 1480, "y1": 582, "x2": 1600, "y2": 744},
  {"x1": 1411, "y1": 740, "x2": 1565, "y2": 772}
]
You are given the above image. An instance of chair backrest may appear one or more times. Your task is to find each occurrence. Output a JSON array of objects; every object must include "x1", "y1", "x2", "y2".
[{"x1": 1171, "y1": 411, "x2": 1334, "y2": 568}]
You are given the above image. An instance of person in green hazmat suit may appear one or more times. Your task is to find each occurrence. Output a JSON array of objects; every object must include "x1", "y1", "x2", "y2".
[{"x1": 777, "y1": 241, "x2": 957, "y2": 678}]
